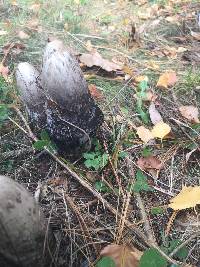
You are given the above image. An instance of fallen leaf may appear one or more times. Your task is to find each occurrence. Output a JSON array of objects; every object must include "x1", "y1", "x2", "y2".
[
  {"x1": 115, "y1": 114, "x2": 123, "y2": 123},
  {"x1": 18, "y1": 30, "x2": 30, "y2": 40},
  {"x1": 169, "y1": 186, "x2": 200, "y2": 210},
  {"x1": 88, "y1": 84, "x2": 103, "y2": 99},
  {"x1": 146, "y1": 60, "x2": 160, "y2": 70},
  {"x1": 191, "y1": 31, "x2": 200, "y2": 41},
  {"x1": 27, "y1": 19, "x2": 39, "y2": 30},
  {"x1": 11, "y1": 0, "x2": 18, "y2": 5},
  {"x1": 151, "y1": 121, "x2": 171, "y2": 139},
  {"x1": 123, "y1": 65, "x2": 134, "y2": 76},
  {"x1": 157, "y1": 71, "x2": 177, "y2": 89},
  {"x1": 100, "y1": 244, "x2": 142, "y2": 267},
  {"x1": 165, "y1": 15, "x2": 180, "y2": 24},
  {"x1": 0, "y1": 30, "x2": 8, "y2": 35},
  {"x1": 80, "y1": 51, "x2": 123, "y2": 72},
  {"x1": 29, "y1": 3, "x2": 41, "y2": 12},
  {"x1": 144, "y1": 90, "x2": 158, "y2": 102},
  {"x1": 179, "y1": 105, "x2": 199, "y2": 123},
  {"x1": 177, "y1": 47, "x2": 187, "y2": 53},
  {"x1": 137, "y1": 126, "x2": 154, "y2": 143},
  {"x1": 85, "y1": 40, "x2": 94, "y2": 52},
  {"x1": 137, "y1": 156, "x2": 163, "y2": 171},
  {"x1": 186, "y1": 148, "x2": 198, "y2": 162},
  {"x1": 3, "y1": 42, "x2": 25, "y2": 55},
  {"x1": 0, "y1": 64, "x2": 9, "y2": 78},
  {"x1": 162, "y1": 47, "x2": 177, "y2": 59},
  {"x1": 149, "y1": 102, "x2": 163, "y2": 125},
  {"x1": 134, "y1": 75, "x2": 149, "y2": 83}
]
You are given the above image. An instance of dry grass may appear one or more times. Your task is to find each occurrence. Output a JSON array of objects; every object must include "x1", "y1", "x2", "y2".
[{"x1": 0, "y1": 0, "x2": 200, "y2": 266}]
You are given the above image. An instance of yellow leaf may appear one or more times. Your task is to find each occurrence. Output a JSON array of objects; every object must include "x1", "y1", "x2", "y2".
[
  {"x1": 137, "y1": 126, "x2": 154, "y2": 143},
  {"x1": 151, "y1": 122, "x2": 171, "y2": 139},
  {"x1": 134, "y1": 75, "x2": 149, "y2": 83},
  {"x1": 157, "y1": 71, "x2": 177, "y2": 89},
  {"x1": 169, "y1": 186, "x2": 200, "y2": 210},
  {"x1": 146, "y1": 60, "x2": 159, "y2": 70}
]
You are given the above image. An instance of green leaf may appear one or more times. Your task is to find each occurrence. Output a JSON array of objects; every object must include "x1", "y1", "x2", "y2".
[
  {"x1": 139, "y1": 248, "x2": 168, "y2": 267},
  {"x1": 83, "y1": 152, "x2": 96, "y2": 160},
  {"x1": 33, "y1": 140, "x2": 49, "y2": 150},
  {"x1": 191, "y1": 123, "x2": 200, "y2": 130},
  {"x1": 175, "y1": 246, "x2": 188, "y2": 260},
  {"x1": 40, "y1": 130, "x2": 51, "y2": 141},
  {"x1": 168, "y1": 239, "x2": 188, "y2": 260},
  {"x1": 141, "y1": 147, "x2": 152, "y2": 157},
  {"x1": 0, "y1": 105, "x2": 8, "y2": 122},
  {"x1": 95, "y1": 181, "x2": 110, "y2": 193},
  {"x1": 100, "y1": 153, "x2": 108, "y2": 168},
  {"x1": 129, "y1": 169, "x2": 153, "y2": 193},
  {"x1": 96, "y1": 256, "x2": 115, "y2": 267},
  {"x1": 139, "y1": 80, "x2": 148, "y2": 92},
  {"x1": 136, "y1": 102, "x2": 149, "y2": 124},
  {"x1": 118, "y1": 151, "x2": 128, "y2": 159},
  {"x1": 151, "y1": 207, "x2": 164, "y2": 215}
]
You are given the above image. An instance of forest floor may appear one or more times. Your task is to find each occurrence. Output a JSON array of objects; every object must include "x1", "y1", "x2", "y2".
[{"x1": 0, "y1": 0, "x2": 200, "y2": 266}]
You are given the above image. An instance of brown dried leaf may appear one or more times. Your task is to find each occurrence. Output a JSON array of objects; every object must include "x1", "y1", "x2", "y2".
[
  {"x1": 157, "y1": 71, "x2": 177, "y2": 89},
  {"x1": 27, "y1": 19, "x2": 39, "y2": 30},
  {"x1": 191, "y1": 31, "x2": 200, "y2": 41},
  {"x1": 88, "y1": 84, "x2": 103, "y2": 99},
  {"x1": 137, "y1": 156, "x2": 163, "y2": 171},
  {"x1": 80, "y1": 51, "x2": 123, "y2": 72},
  {"x1": 137, "y1": 126, "x2": 154, "y2": 143},
  {"x1": 144, "y1": 90, "x2": 158, "y2": 102},
  {"x1": 149, "y1": 102, "x2": 163, "y2": 125},
  {"x1": 0, "y1": 64, "x2": 9, "y2": 78},
  {"x1": 100, "y1": 244, "x2": 142, "y2": 267},
  {"x1": 3, "y1": 42, "x2": 25, "y2": 55},
  {"x1": 18, "y1": 30, "x2": 30, "y2": 40},
  {"x1": 179, "y1": 105, "x2": 199, "y2": 123}
]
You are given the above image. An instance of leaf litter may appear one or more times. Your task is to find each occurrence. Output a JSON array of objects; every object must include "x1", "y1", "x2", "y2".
[{"x1": 1, "y1": 0, "x2": 200, "y2": 266}]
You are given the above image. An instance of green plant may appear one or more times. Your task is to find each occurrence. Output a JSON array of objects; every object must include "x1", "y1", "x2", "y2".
[
  {"x1": 161, "y1": 237, "x2": 189, "y2": 261},
  {"x1": 83, "y1": 139, "x2": 108, "y2": 171},
  {"x1": 151, "y1": 207, "x2": 164, "y2": 215},
  {"x1": 128, "y1": 169, "x2": 153, "y2": 193},
  {"x1": 96, "y1": 256, "x2": 115, "y2": 267},
  {"x1": 136, "y1": 80, "x2": 150, "y2": 124},
  {"x1": 33, "y1": 130, "x2": 57, "y2": 152},
  {"x1": 141, "y1": 147, "x2": 152, "y2": 157},
  {"x1": 139, "y1": 248, "x2": 168, "y2": 267},
  {"x1": 0, "y1": 104, "x2": 9, "y2": 124},
  {"x1": 95, "y1": 181, "x2": 111, "y2": 193}
]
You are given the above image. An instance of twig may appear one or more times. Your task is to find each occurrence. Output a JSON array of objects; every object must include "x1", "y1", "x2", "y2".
[
  {"x1": 126, "y1": 156, "x2": 157, "y2": 245},
  {"x1": 169, "y1": 231, "x2": 200, "y2": 258},
  {"x1": 11, "y1": 109, "x2": 182, "y2": 266},
  {"x1": 63, "y1": 193, "x2": 98, "y2": 257},
  {"x1": 72, "y1": 33, "x2": 106, "y2": 40},
  {"x1": 165, "y1": 210, "x2": 178, "y2": 237},
  {"x1": 103, "y1": 140, "x2": 125, "y2": 198}
]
